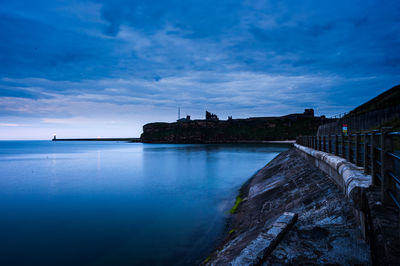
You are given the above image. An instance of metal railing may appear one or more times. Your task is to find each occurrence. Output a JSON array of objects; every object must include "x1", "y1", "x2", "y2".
[{"x1": 297, "y1": 127, "x2": 400, "y2": 209}]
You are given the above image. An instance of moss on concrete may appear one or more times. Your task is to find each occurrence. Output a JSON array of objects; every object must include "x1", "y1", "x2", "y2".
[{"x1": 229, "y1": 196, "x2": 243, "y2": 214}]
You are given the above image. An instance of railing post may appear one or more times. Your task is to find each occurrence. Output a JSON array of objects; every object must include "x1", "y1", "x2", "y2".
[
  {"x1": 320, "y1": 136, "x2": 323, "y2": 151},
  {"x1": 314, "y1": 136, "x2": 317, "y2": 150},
  {"x1": 355, "y1": 133, "x2": 360, "y2": 166},
  {"x1": 348, "y1": 135, "x2": 352, "y2": 162},
  {"x1": 363, "y1": 133, "x2": 368, "y2": 174},
  {"x1": 341, "y1": 133, "x2": 345, "y2": 157},
  {"x1": 371, "y1": 131, "x2": 377, "y2": 185},
  {"x1": 328, "y1": 135, "x2": 332, "y2": 153},
  {"x1": 322, "y1": 136, "x2": 326, "y2": 152},
  {"x1": 335, "y1": 134, "x2": 339, "y2": 156},
  {"x1": 318, "y1": 136, "x2": 322, "y2": 151},
  {"x1": 380, "y1": 127, "x2": 394, "y2": 204}
]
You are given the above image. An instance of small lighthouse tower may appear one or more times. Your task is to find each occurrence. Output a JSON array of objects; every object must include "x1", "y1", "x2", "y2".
[{"x1": 53, "y1": 134, "x2": 56, "y2": 141}]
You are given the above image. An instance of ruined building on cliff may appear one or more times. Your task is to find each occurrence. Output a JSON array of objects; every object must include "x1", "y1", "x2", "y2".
[{"x1": 141, "y1": 109, "x2": 334, "y2": 143}]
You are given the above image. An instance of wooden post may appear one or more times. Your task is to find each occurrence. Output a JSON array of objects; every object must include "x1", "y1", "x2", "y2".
[
  {"x1": 371, "y1": 132, "x2": 377, "y2": 185},
  {"x1": 322, "y1": 136, "x2": 326, "y2": 152},
  {"x1": 363, "y1": 133, "x2": 368, "y2": 174},
  {"x1": 380, "y1": 127, "x2": 394, "y2": 204},
  {"x1": 341, "y1": 133, "x2": 345, "y2": 158},
  {"x1": 355, "y1": 133, "x2": 360, "y2": 166},
  {"x1": 318, "y1": 136, "x2": 321, "y2": 151}
]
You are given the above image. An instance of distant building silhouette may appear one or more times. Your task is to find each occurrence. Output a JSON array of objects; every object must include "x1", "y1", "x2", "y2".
[
  {"x1": 206, "y1": 111, "x2": 219, "y2": 121},
  {"x1": 178, "y1": 115, "x2": 191, "y2": 122},
  {"x1": 303, "y1": 109, "x2": 314, "y2": 117}
]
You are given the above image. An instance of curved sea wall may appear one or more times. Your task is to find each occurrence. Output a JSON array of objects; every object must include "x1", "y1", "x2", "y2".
[
  {"x1": 205, "y1": 148, "x2": 371, "y2": 265},
  {"x1": 294, "y1": 143, "x2": 373, "y2": 245},
  {"x1": 294, "y1": 144, "x2": 400, "y2": 265},
  {"x1": 294, "y1": 144, "x2": 372, "y2": 197}
]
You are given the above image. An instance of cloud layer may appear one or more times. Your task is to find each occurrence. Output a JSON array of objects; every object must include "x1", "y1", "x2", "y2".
[{"x1": 0, "y1": 0, "x2": 399, "y2": 139}]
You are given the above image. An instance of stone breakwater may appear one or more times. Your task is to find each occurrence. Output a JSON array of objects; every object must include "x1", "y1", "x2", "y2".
[{"x1": 205, "y1": 148, "x2": 371, "y2": 265}]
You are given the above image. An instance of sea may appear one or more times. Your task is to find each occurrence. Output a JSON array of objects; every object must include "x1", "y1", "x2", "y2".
[{"x1": 0, "y1": 141, "x2": 288, "y2": 265}]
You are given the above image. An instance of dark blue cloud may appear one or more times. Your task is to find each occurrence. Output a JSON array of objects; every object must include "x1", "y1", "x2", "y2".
[
  {"x1": 0, "y1": 0, "x2": 399, "y2": 138},
  {"x1": 96, "y1": 0, "x2": 242, "y2": 37}
]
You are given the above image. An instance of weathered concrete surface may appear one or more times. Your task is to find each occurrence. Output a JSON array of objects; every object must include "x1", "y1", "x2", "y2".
[
  {"x1": 231, "y1": 212, "x2": 297, "y2": 266},
  {"x1": 294, "y1": 143, "x2": 372, "y2": 196},
  {"x1": 205, "y1": 148, "x2": 371, "y2": 265}
]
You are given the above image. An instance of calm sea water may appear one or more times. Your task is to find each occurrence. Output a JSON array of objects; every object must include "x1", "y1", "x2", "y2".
[{"x1": 0, "y1": 141, "x2": 288, "y2": 265}]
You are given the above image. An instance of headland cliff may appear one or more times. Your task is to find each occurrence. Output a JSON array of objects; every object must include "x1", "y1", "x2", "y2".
[{"x1": 141, "y1": 109, "x2": 333, "y2": 143}]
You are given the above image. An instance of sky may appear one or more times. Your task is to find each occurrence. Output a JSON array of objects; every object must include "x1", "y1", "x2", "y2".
[{"x1": 0, "y1": 0, "x2": 399, "y2": 139}]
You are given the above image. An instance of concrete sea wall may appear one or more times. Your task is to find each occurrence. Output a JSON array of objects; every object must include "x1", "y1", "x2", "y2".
[
  {"x1": 294, "y1": 143, "x2": 372, "y2": 197},
  {"x1": 206, "y1": 148, "x2": 371, "y2": 265},
  {"x1": 294, "y1": 143, "x2": 400, "y2": 264},
  {"x1": 294, "y1": 143, "x2": 372, "y2": 241}
]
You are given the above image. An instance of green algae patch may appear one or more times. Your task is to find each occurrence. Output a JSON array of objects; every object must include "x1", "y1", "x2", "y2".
[
  {"x1": 229, "y1": 196, "x2": 243, "y2": 214},
  {"x1": 229, "y1": 229, "x2": 236, "y2": 235},
  {"x1": 203, "y1": 256, "x2": 211, "y2": 263}
]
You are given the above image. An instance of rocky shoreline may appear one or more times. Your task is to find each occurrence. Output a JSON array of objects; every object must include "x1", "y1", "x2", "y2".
[{"x1": 205, "y1": 147, "x2": 371, "y2": 265}]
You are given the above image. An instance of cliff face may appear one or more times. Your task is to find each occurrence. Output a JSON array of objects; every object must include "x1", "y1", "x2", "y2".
[{"x1": 141, "y1": 114, "x2": 331, "y2": 143}]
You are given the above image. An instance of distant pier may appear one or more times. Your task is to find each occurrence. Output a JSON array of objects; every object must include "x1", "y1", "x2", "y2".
[{"x1": 52, "y1": 137, "x2": 141, "y2": 142}]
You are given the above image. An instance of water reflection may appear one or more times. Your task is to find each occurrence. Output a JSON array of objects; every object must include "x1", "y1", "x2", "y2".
[{"x1": 0, "y1": 141, "x2": 288, "y2": 265}]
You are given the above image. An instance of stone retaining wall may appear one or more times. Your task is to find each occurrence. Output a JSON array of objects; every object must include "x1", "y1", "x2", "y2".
[
  {"x1": 294, "y1": 143, "x2": 373, "y2": 241},
  {"x1": 294, "y1": 144, "x2": 371, "y2": 196}
]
